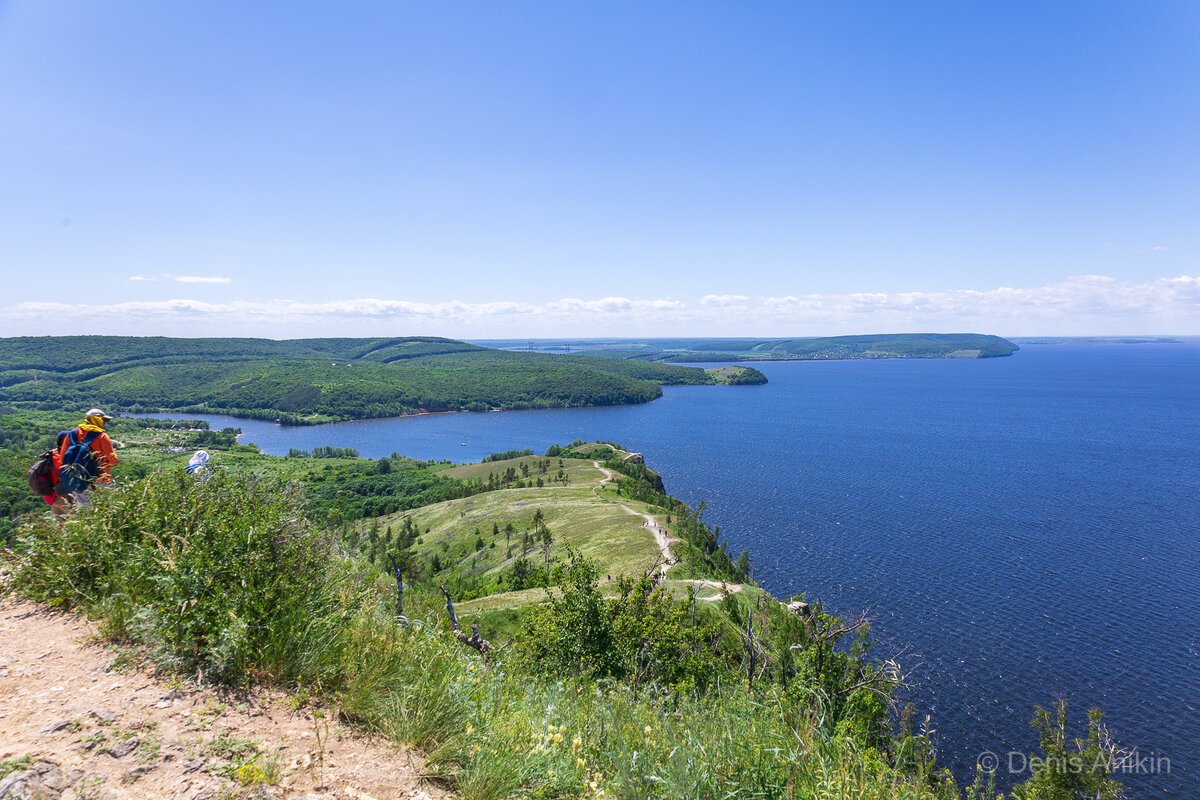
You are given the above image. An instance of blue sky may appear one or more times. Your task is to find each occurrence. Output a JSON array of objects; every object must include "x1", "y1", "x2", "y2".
[{"x1": 1, "y1": 1, "x2": 1197, "y2": 337}]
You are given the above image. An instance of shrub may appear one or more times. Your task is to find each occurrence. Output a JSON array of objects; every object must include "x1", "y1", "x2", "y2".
[
  {"x1": 515, "y1": 548, "x2": 726, "y2": 691},
  {"x1": 13, "y1": 470, "x2": 347, "y2": 682}
]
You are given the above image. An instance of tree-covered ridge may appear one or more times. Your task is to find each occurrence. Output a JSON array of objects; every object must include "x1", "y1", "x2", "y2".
[
  {"x1": 0, "y1": 335, "x2": 485, "y2": 373},
  {"x1": 670, "y1": 333, "x2": 1018, "y2": 360},
  {"x1": 484, "y1": 333, "x2": 1019, "y2": 361},
  {"x1": 0, "y1": 336, "x2": 735, "y2": 423}
]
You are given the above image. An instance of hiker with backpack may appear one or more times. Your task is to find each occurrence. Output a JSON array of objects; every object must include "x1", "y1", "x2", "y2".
[{"x1": 53, "y1": 408, "x2": 119, "y2": 513}]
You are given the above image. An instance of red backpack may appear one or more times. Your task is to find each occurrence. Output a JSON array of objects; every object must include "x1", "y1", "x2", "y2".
[{"x1": 28, "y1": 449, "x2": 60, "y2": 496}]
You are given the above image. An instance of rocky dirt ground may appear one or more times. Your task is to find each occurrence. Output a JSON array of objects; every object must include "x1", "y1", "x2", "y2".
[{"x1": 0, "y1": 595, "x2": 449, "y2": 800}]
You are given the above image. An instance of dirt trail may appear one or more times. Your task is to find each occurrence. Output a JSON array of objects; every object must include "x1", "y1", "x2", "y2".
[
  {"x1": 0, "y1": 596, "x2": 446, "y2": 800},
  {"x1": 673, "y1": 579, "x2": 743, "y2": 600},
  {"x1": 592, "y1": 461, "x2": 678, "y2": 576},
  {"x1": 591, "y1": 462, "x2": 617, "y2": 487}
]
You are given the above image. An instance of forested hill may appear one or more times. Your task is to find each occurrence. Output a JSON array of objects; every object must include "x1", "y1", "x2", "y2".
[
  {"x1": 0, "y1": 336, "x2": 764, "y2": 424},
  {"x1": 479, "y1": 332, "x2": 1019, "y2": 361},
  {"x1": 0, "y1": 335, "x2": 488, "y2": 371}
]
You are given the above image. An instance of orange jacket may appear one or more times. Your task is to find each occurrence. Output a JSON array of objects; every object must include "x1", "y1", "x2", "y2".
[{"x1": 59, "y1": 426, "x2": 118, "y2": 483}]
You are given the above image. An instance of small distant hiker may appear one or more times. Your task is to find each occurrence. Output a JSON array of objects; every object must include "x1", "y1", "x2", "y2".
[
  {"x1": 52, "y1": 407, "x2": 119, "y2": 514},
  {"x1": 186, "y1": 449, "x2": 210, "y2": 480}
]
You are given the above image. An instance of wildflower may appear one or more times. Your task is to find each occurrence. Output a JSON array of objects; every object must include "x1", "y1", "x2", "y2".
[
  {"x1": 235, "y1": 764, "x2": 265, "y2": 785},
  {"x1": 644, "y1": 725, "x2": 653, "y2": 735},
  {"x1": 465, "y1": 724, "x2": 475, "y2": 736},
  {"x1": 577, "y1": 757, "x2": 587, "y2": 769},
  {"x1": 571, "y1": 735, "x2": 582, "y2": 753}
]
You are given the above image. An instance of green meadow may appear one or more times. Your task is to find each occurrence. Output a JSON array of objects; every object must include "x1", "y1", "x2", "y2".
[{"x1": 363, "y1": 453, "x2": 674, "y2": 593}]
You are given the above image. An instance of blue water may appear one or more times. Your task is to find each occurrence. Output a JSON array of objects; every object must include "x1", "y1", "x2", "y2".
[{"x1": 149, "y1": 343, "x2": 1200, "y2": 798}]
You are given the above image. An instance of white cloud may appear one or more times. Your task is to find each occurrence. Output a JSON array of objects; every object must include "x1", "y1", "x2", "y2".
[
  {"x1": 756, "y1": 275, "x2": 1200, "y2": 332},
  {"x1": 127, "y1": 273, "x2": 229, "y2": 283},
  {"x1": 3, "y1": 276, "x2": 1199, "y2": 337},
  {"x1": 0, "y1": 295, "x2": 693, "y2": 336},
  {"x1": 545, "y1": 297, "x2": 686, "y2": 314},
  {"x1": 700, "y1": 294, "x2": 749, "y2": 307}
]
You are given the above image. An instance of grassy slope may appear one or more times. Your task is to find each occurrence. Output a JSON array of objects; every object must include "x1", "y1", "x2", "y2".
[
  {"x1": 360, "y1": 452, "x2": 752, "y2": 616},
  {"x1": 441, "y1": 454, "x2": 601, "y2": 483},
  {"x1": 370, "y1": 455, "x2": 665, "y2": 583}
]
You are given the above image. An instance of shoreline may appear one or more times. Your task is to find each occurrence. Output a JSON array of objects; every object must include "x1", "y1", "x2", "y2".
[
  {"x1": 142, "y1": 401, "x2": 648, "y2": 429},
  {"x1": 662, "y1": 352, "x2": 1014, "y2": 364}
]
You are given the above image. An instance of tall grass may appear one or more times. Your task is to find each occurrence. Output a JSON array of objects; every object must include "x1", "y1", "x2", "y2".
[
  {"x1": 13, "y1": 471, "x2": 355, "y2": 682},
  {"x1": 7, "y1": 472, "x2": 961, "y2": 800}
]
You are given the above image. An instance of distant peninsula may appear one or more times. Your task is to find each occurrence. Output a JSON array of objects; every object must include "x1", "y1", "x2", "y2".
[
  {"x1": 474, "y1": 332, "x2": 1019, "y2": 362},
  {"x1": 0, "y1": 335, "x2": 766, "y2": 425}
]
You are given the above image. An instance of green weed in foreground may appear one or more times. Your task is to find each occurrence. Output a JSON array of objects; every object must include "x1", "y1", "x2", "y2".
[
  {"x1": 5, "y1": 472, "x2": 1120, "y2": 800},
  {"x1": 0, "y1": 754, "x2": 34, "y2": 780},
  {"x1": 12, "y1": 471, "x2": 355, "y2": 683}
]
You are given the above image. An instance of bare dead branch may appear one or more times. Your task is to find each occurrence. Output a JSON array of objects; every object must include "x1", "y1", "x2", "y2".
[{"x1": 440, "y1": 584, "x2": 492, "y2": 659}]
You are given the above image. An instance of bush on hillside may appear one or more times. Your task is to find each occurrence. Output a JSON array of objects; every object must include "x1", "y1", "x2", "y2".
[
  {"x1": 12, "y1": 470, "x2": 356, "y2": 682},
  {"x1": 516, "y1": 548, "x2": 726, "y2": 691}
]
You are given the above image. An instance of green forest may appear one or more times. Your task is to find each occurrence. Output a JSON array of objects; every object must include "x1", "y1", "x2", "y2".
[{"x1": 0, "y1": 336, "x2": 764, "y2": 424}]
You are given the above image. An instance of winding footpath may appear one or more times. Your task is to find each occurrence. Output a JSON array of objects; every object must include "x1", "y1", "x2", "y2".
[{"x1": 592, "y1": 461, "x2": 678, "y2": 577}]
